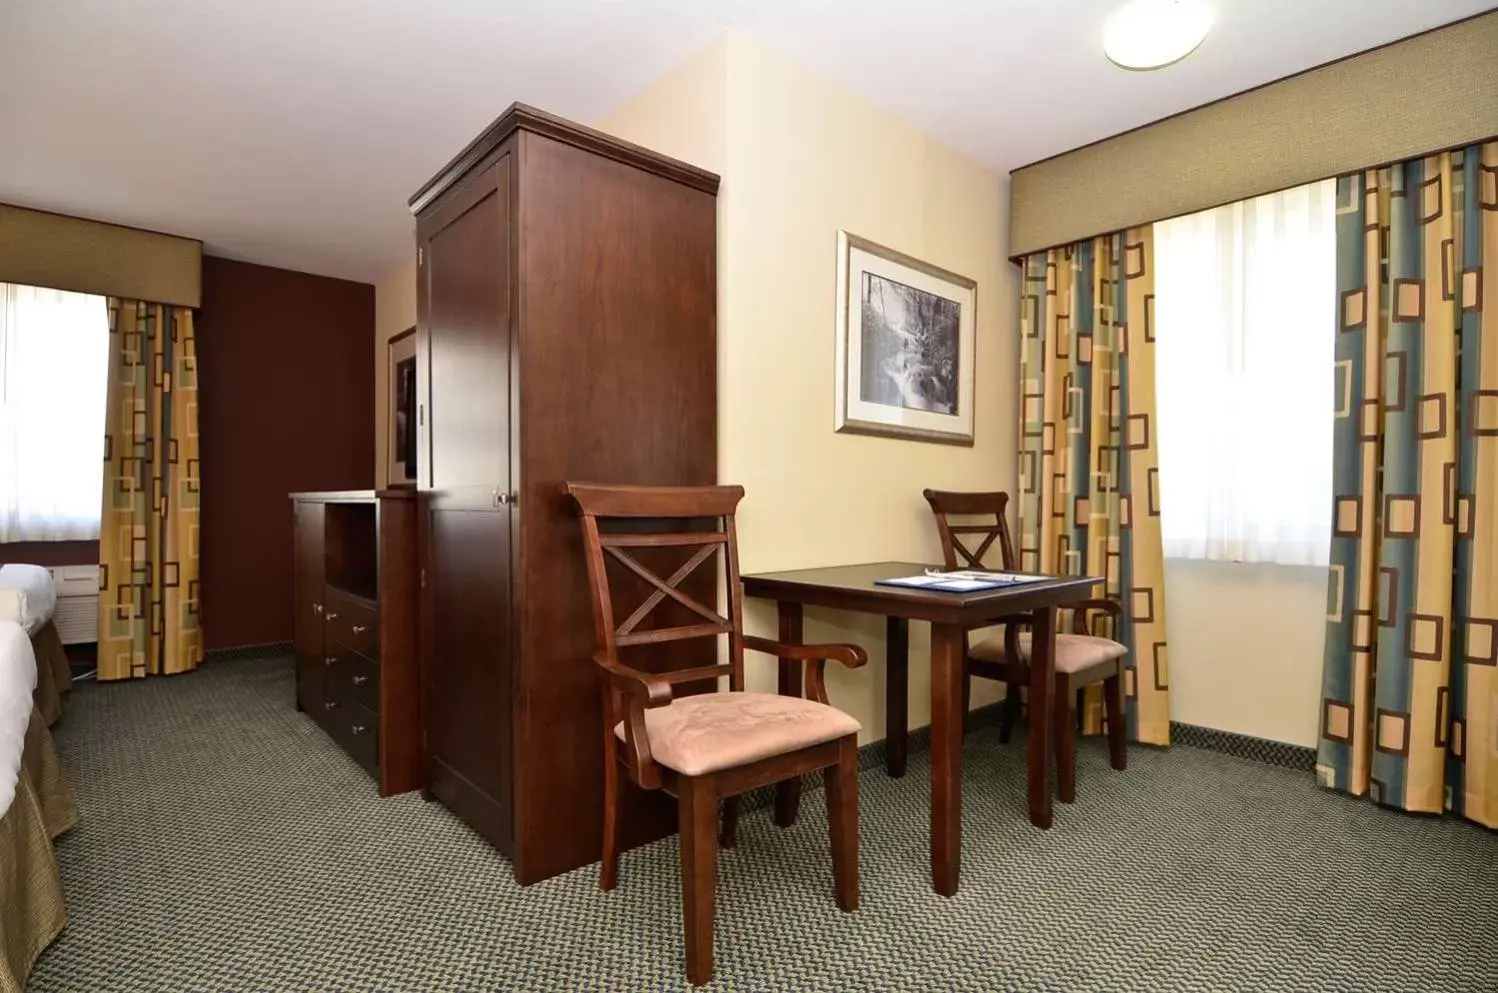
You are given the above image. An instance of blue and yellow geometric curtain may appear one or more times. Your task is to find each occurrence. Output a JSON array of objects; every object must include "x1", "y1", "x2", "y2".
[
  {"x1": 97, "y1": 298, "x2": 203, "y2": 680},
  {"x1": 1019, "y1": 229, "x2": 1171, "y2": 746},
  {"x1": 1318, "y1": 141, "x2": 1496, "y2": 828}
]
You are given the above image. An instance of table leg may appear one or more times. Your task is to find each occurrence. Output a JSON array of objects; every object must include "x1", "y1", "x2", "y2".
[
  {"x1": 1028, "y1": 605, "x2": 1056, "y2": 830},
  {"x1": 929, "y1": 621, "x2": 964, "y2": 896},
  {"x1": 885, "y1": 616, "x2": 909, "y2": 777},
  {"x1": 774, "y1": 600, "x2": 804, "y2": 828}
]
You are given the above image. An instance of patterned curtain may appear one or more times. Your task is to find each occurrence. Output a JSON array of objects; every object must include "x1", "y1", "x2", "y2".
[
  {"x1": 1318, "y1": 141, "x2": 1496, "y2": 828},
  {"x1": 97, "y1": 298, "x2": 203, "y2": 680},
  {"x1": 1019, "y1": 228, "x2": 1171, "y2": 746}
]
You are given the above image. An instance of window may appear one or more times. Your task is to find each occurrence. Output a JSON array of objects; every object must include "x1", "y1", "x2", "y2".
[
  {"x1": 1153, "y1": 179, "x2": 1336, "y2": 567},
  {"x1": 0, "y1": 283, "x2": 110, "y2": 541}
]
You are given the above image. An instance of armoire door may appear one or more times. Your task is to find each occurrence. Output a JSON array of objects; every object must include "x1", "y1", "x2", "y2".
[
  {"x1": 291, "y1": 500, "x2": 326, "y2": 713},
  {"x1": 416, "y1": 152, "x2": 517, "y2": 855}
]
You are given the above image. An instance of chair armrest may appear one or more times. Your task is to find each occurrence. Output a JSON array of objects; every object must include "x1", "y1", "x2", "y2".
[
  {"x1": 744, "y1": 636, "x2": 868, "y2": 705},
  {"x1": 594, "y1": 654, "x2": 673, "y2": 789},
  {"x1": 1071, "y1": 597, "x2": 1124, "y2": 634},
  {"x1": 743, "y1": 636, "x2": 868, "y2": 669},
  {"x1": 594, "y1": 654, "x2": 674, "y2": 709}
]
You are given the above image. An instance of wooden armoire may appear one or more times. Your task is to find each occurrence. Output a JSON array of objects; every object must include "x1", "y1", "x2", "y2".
[{"x1": 409, "y1": 104, "x2": 719, "y2": 885}]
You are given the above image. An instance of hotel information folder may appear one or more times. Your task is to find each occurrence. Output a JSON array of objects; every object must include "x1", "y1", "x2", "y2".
[{"x1": 875, "y1": 570, "x2": 1051, "y2": 594}]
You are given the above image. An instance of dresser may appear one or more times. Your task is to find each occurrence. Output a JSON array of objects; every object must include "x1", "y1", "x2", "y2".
[
  {"x1": 290, "y1": 489, "x2": 420, "y2": 796},
  {"x1": 410, "y1": 104, "x2": 719, "y2": 884}
]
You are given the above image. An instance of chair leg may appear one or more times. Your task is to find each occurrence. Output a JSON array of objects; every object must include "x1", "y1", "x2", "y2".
[
  {"x1": 600, "y1": 749, "x2": 623, "y2": 892},
  {"x1": 679, "y1": 776, "x2": 718, "y2": 986},
  {"x1": 720, "y1": 796, "x2": 740, "y2": 849},
  {"x1": 998, "y1": 671, "x2": 1022, "y2": 744},
  {"x1": 824, "y1": 736, "x2": 860, "y2": 912},
  {"x1": 1104, "y1": 670, "x2": 1128, "y2": 772},
  {"x1": 1054, "y1": 674, "x2": 1076, "y2": 804}
]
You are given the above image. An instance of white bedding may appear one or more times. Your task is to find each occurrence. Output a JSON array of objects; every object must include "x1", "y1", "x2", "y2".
[
  {"x1": 0, "y1": 564, "x2": 56, "y2": 635},
  {"x1": 0, "y1": 620, "x2": 38, "y2": 820}
]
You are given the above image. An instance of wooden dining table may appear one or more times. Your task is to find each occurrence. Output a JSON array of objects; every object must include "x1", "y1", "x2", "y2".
[{"x1": 742, "y1": 561, "x2": 1102, "y2": 896}]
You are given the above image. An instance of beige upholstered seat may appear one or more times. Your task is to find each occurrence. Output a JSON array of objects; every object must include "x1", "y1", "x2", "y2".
[
  {"x1": 969, "y1": 630, "x2": 1127, "y2": 674},
  {"x1": 614, "y1": 692, "x2": 862, "y2": 777}
]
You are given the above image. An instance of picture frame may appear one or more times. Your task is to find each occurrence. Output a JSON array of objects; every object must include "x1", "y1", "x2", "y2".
[
  {"x1": 833, "y1": 231, "x2": 977, "y2": 446},
  {"x1": 386, "y1": 327, "x2": 417, "y2": 486}
]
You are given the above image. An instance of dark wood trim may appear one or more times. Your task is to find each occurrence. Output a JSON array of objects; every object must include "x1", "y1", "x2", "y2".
[{"x1": 408, "y1": 102, "x2": 720, "y2": 214}]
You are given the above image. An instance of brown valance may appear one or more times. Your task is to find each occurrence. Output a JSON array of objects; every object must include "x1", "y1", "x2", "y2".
[
  {"x1": 1009, "y1": 11, "x2": 1498, "y2": 259},
  {"x1": 0, "y1": 203, "x2": 201, "y2": 308}
]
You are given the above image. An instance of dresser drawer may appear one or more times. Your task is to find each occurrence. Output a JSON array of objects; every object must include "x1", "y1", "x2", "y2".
[
  {"x1": 324, "y1": 588, "x2": 378, "y2": 660},
  {"x1": 328, "y1": 701, "x2": 379, "y2": 777},
  {"x1": 331, "y1": 649, "x2": 380, "y2": 714}
]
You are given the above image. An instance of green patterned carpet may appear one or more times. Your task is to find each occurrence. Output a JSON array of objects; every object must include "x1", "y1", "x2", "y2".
[{"x1": 28, "y1": 655, "x2": 1498, "y2": 992}]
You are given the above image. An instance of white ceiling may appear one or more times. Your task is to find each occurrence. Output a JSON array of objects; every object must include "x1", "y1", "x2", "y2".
[{"x1": 0, "y1": 0, "x2": 1486, "y2": 283}]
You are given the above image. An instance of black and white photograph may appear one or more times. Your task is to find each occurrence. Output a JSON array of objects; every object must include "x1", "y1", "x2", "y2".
[
  {"x1": 835, "y1": 231, "x2": 976, "y2": 445},
  {"x1": 860, "y1": 272, "x2": 961, "y2": 415}
]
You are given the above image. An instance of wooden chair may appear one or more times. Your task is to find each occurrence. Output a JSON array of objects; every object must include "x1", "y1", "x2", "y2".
[
  {"x1": 565, "y1": 482, "x2": 866, "y2": 986},
  {"x1": 922, "y1": 489, "x2": 1128, "y2": 803}
]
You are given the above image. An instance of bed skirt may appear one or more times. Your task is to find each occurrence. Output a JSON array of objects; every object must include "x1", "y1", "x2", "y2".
[
  {"x1": 31, "y1": 622, "x2": 71, "y2": 728},
  {"x1": 0, "y1": 709, "x2": 75, "y2": 993}
]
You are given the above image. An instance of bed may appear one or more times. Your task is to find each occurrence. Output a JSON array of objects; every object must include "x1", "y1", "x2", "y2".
[
  {"x1": 0, "y1": 565, "x2": 71, "y2": 726},
  {"x1": 0, "y1": 568, "x2": 78, "y2": 993}
]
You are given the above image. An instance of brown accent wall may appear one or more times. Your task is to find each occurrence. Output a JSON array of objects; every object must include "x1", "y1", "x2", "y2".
[{"x1": 197, "y1": 257, "x2": 374, "y2": 650}]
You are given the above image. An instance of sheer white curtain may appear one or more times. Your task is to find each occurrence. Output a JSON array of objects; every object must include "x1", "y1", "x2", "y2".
[
  {"x1": 0, "y1": 283, "x2": 110, "y2": 541},
  {"x1": 1153, "y1": 179, "x2": 1337, "y2": 567}
]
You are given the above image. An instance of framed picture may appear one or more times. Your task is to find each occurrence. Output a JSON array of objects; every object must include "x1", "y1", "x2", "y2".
[
  {"x1": 387, "y1": 327, "x2": 417, "y2": 486},
  {"x1": 833, "y1": 231, "x2": 976, "y2": 445}
]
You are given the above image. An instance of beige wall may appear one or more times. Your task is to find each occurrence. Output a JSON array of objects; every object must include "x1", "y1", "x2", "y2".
[
  {"x1": 1164, "y1": 562, "x2": 1326, "y2": 747},
  {"x1": 602, "y1": 34, "x2": 1017, "y2": 742},
  {"x1": 373, "y1": 257, "x2": 417, "y2": 487}
]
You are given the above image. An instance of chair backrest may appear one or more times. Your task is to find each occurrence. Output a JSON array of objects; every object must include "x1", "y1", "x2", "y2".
[
  {"x1": 565, "y1": 482, "x2": 747, "y2": 692},
  {"x1": 922, "y1": 489, "x2": 1017, "y2": 571}
]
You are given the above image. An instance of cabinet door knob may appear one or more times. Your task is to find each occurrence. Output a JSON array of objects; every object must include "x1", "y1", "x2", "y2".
[
  {"x1": 323, "y1": 701, "x2": 337, "y2": 711},
  {"x1": 325, "y1": 612, "x2": 339, "y2": 621},
  {"x1": 350, "y1": 724, "x2": 369, "y2": 736},
  {"x1": 313, "y1": 603, "x2": 323, "y2": 615},
  {"x1": 352, "y1": 624, "x2": 368, "y2": 635},
  {"x1": 352, "y1": 674, "x2": 368, "y2": 686},
  {"x1": 324, "y1": 656, "x2": 336, "y2": 666}
]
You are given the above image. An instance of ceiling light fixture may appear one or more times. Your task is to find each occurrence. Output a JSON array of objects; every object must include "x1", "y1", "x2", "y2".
[{"x1": 1103, "y1": 0, "x2": 1212, "y2": 71}]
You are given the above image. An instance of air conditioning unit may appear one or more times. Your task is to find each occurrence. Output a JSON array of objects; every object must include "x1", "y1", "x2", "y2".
[{"x1": 48, "y1": 564, "x2": 99, "y2": 645}]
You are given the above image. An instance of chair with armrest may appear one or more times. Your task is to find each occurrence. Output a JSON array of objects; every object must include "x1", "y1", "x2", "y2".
[
  {"x1": 921, "y1": 488, "x2": 1128, "y2": 802},
  {"x1": 565, "y1": 482, "x2": 865, "y2": 986}
]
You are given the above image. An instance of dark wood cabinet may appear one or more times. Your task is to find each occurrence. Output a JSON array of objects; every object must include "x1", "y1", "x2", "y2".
[
  {"x1": 410, "y1": 104, "x2": 719, "y2": 884},
  {"x1": 289, "y1": 490, "x2": 421, "y2": 796}
]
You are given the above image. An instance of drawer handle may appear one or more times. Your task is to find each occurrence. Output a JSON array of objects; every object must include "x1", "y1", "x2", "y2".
[
  {"x1": 326, "y1": 612, "x2": 339, "y2": 621},
  {"x1": 350, "y1": 724, "x2": 369, "y2": 736},
  {"x1": 352, "y1": 674, "x2": 369, "y2": 686},
  {"x1": 323, "y1": 701, "x2": 338, "y2": 711},
  {"x1": 352, "y1": 624, "x2": 368, "y2": 635}
]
